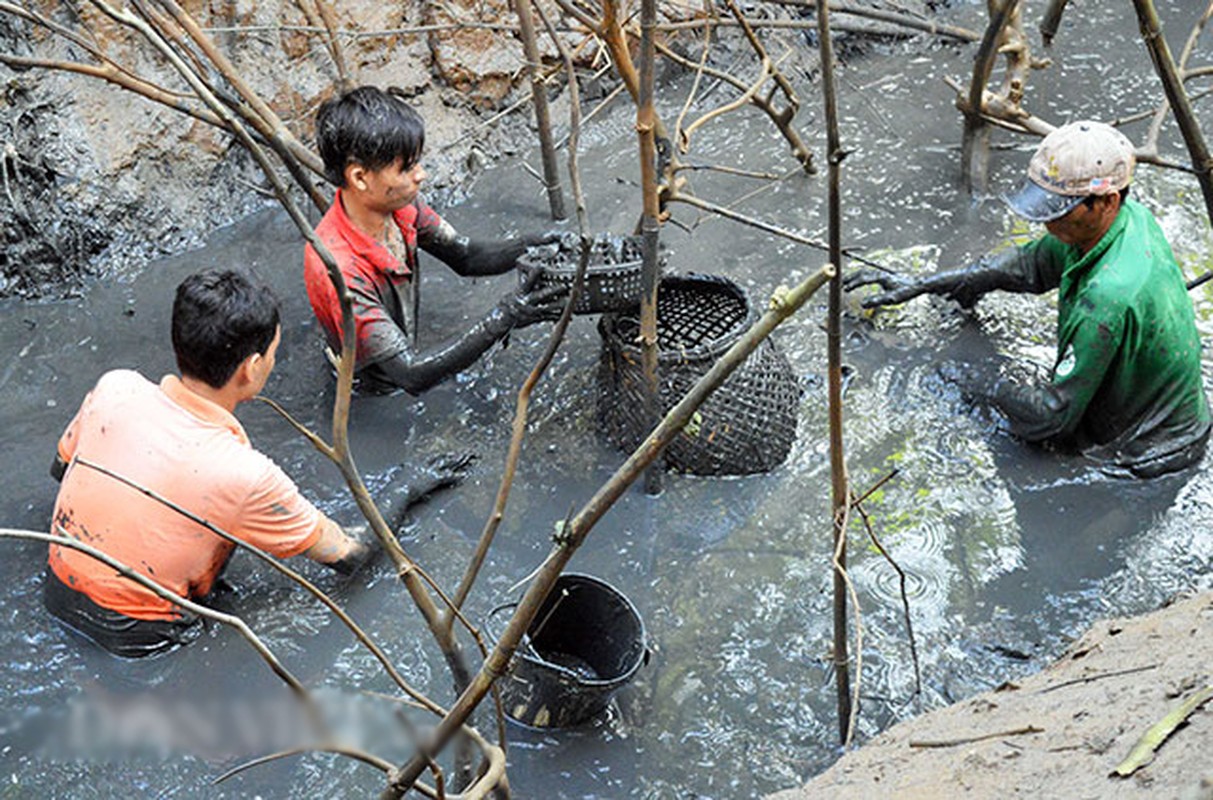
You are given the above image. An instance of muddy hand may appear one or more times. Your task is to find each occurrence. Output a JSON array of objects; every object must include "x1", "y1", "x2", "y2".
[
  {"x1": 842, "y1": 268, "x2": 929, "y2": 308},
  {"x1": 385, "y1": 452, "x2": 478, "y2": 526},
  {"x1": 422, "y1": 451, "x2": 477, "y2": 494},
  {"x1": 936, "y1": 359, "x2": 1007, "y2": 403},
  {"x1": 521, "y1": 229, "x2": 570, "y2": 249},
  {"x1": 503, "y1": 273, "x2": 570, "y2": 327}
]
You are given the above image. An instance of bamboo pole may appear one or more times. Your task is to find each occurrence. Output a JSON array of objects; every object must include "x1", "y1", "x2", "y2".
[
  {"x1": 513, "y1": 0, "x2": 567, "y2": 220},
  {"x1": 1132, "y1": 0, "x2": 1213, "y2": 226},
  {"x1": 638, "y1": 0, "x2": 663, "y2": 495},
  {"x1": 379, "y1": 266, "x2": 836, "y2": 799},
  {"x1": 814, "y1": 0, "x2": 853, "y2": 747}
]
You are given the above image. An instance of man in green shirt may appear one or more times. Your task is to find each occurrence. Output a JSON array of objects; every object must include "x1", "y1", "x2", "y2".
[{"x1": 845, "y1": 120, "x2": 1210, "y2": 477}]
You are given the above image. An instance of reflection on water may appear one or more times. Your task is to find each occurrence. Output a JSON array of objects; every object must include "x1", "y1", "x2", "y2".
[{"x1": 3, "y1": 2, "x2": 1213, "y2": 797}]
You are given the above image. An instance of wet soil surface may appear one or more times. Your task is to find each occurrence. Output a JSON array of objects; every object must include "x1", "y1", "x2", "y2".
[{"x1": 772, "y1": 590, "x2": 1213, "y2": 800}]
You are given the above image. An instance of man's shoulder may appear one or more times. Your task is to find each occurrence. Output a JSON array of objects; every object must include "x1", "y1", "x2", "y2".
[
  {"x1": 396, "y1": 196, "x2": 443, "y2": 231},
  {"x1": 89, "y1": 369, "x2": 156, "y2": 399},
  {"x1": 309, "y1": 208, "x2": 356, "y2": 259},
  {"x1": 1102, "y1": 201, "x2": 1180, "y2": 282}
]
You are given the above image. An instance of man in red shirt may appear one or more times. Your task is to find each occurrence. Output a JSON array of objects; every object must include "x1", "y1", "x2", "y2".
[
  {"x1": 304, "y1": 85, "x2": 567, "y2": 394},
  {"x1": 45, "y1": 270, "x2": 415, "y2": 657}
]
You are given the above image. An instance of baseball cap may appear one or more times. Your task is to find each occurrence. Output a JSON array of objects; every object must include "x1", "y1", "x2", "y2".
[{"x1": 1002, "y1": 121, "x2": 1136, "y2": 222}]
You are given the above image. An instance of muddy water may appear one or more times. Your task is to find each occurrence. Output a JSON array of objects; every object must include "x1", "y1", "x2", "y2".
[{"x1": 5, "y1": 2, "x2": 1213, "y2": 797}]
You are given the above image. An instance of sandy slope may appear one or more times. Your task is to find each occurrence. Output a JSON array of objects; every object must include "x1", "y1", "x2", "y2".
[{"x1": 771, "y1": 591, "x2": 1213, "y2": 800}]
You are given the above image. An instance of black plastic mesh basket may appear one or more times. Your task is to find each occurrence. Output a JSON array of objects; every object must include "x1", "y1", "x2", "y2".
[
  {"x1": 518, "y1": 234, "x2": 653, "y2": 314},
  {"x1": 596, "y1": 273, "x2": 800, "y2": 476}
]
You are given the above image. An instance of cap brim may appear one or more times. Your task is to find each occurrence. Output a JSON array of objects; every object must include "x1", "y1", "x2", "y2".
[{"x1": 1001, "y1": 178, "x2": 1084, "y2": 223}]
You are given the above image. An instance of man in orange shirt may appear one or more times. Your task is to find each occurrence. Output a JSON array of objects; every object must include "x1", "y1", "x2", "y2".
[
  {"x1": 44, "y1": 270, "x2": 444, "y2": 657},
  {"x1": 304, "y1": 85, "x2": 568, "y2": 394}
]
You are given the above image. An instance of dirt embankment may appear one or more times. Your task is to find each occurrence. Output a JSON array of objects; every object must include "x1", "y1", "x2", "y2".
[
  {"x1": 0, "y1": 0, "x2": 935, "y2": 299},
  {"x1": 0, "y1": 0, "x2": 577, "y2": 298},
  {"x1": 772, "y1": 591, "x2": 1213, "y2": 800}
]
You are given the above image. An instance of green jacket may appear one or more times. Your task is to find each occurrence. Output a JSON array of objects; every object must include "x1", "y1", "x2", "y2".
[{"x1": 991, "y1": 198, "x2": 1209, "y2": 475}]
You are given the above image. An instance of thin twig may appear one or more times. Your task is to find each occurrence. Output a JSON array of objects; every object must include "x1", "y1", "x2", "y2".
[
  {"x1": 1036, "y1": 663, "x2": 1159, "y2": 694},
  {"x1": 667, "y1": 189, "x2": 884, "y2": 274},
  {"x1": 764, "y1": 0, "x2": 980, "y2": 42},
  {"x1": 255, "y1": 395, "x2": 336, "y2": 459},
  {"x1": 444, "y1": 0, "x2": 596, "y2": 629},
  {"x1": 674, "y1": 163, "x2": 785, "y2": 181},
  {"x1": 214, "y1": 744, "x2": 394, "y2": 783},
  {"x1": 673, "y1": 1, "x2": 716, "y2": 155},
  {"x1": 850, "y1": 468, "x2": 899, "y2": 508},
  {"x1": 853, "y1": 495, "x2": 921, "y2": 696},
  {"x1": 910, "y1": 725, "x2": 1044, "y2": 749}
]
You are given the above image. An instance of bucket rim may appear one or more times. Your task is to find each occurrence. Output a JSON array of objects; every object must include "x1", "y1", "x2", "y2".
[{"x1": 484, "y1": 572, "x2": 648, "y2": 688}]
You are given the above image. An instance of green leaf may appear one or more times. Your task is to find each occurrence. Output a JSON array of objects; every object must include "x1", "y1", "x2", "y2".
[{"x1": 1112, "y1": 685, "x2": 1213, "y2": 777}]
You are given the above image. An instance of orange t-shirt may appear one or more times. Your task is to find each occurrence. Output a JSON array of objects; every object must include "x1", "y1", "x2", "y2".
[{"x1": 48, "y1": 370, "x2": 323, "y2": 621}]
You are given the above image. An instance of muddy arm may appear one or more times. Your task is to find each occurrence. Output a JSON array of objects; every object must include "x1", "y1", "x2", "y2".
[
  {"x1": 304, "y1": 516, "x2": 372, "y2": 575},
  {"x1": 845, "y1": 244, "x2": 1059, "y2": 309},
  {"x1": 366, "y1": 272, "x2": 567, "y2": 394},
  {"x1": 419, "y1": 218, "x2": 559, "y2": 277},
  {"x1": 380, "y1": 453, "x2": 476, "y2": 529}
]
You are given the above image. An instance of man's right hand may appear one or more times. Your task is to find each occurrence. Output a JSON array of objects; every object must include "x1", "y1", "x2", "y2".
[{"x1": 498, "y1": 267, "x2": 570, "y2": 328}]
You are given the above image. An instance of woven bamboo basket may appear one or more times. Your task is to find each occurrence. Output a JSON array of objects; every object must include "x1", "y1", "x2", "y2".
[
  {"x1": 518, "y1": 234, "x2": 653, "y2": 314},
  {"x1": 596, "y1": 273, "x2": 800, "y2": 475}
]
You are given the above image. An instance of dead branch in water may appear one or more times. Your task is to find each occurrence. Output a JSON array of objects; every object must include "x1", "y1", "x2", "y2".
[
  {"x1": 637, "y1": 0, "x2": 664, "y2": 496},
  {"x1": 958, "y1": 0, "x2": 1024, "y2": 195},
  {"x1": 1039, "y1": 0, "x2": 1070, "y2": 45},
  {"x1": 852, "y1": 475, "x2": 922, "y2": 698},
  {"x1": 814, "y1": 0, "x2": 856, "y2": 748},
  {"x1": 763, "y1": 0, "x2": 980, "y2": 42},
  {"x1": 444, "y1": 0, "x2": 594, "y2": 629},
  {"x1": 514, "y1": 0, "x2": 567, "y2": 220},
  {"x1": 1133, "y1": 0, "x2": 1213, "y2": 226}
]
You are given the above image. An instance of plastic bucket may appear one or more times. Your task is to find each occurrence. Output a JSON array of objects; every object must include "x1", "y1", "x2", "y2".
[{"x1": 484, "y1": 573, "x2": 647, "y2": 728}]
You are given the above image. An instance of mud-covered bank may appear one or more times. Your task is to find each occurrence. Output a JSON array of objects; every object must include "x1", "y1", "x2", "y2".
[
  {"x1": 770, "y1": 590, "x2": 1213, "y2": 799},
  {"x1": 0, "y1": 0, "x2": 570, "y2": 297},
  {"x1": 0, "y1": 0, "x2": 938, "y2": 299}
]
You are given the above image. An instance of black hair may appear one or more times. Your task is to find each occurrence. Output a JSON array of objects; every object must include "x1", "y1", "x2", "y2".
[
  {"x1": 172, "y1": 270, "x2": 280, "y2": 389},
  {"x1": 315, "y1": 86, "x2": 426, "y2": 187}
]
